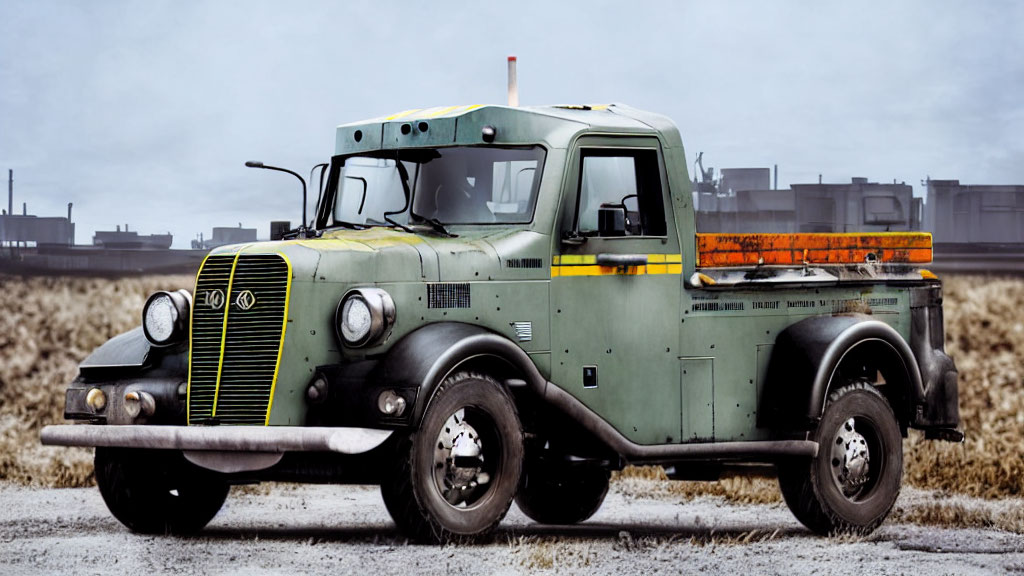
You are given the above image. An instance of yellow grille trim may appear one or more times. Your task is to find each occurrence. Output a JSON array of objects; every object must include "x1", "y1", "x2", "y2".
[
  {"x1": 185, "y1": 252, "x2": 215, "y2": 426},
  {"x1": 264, "y1": 252, "x2": 293, "y2": 426},
  {"x1": 211, "y1": 252, "x2": 243, "y2": 417}
]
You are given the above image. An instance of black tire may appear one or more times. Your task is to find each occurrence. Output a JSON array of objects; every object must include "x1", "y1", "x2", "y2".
[
  {"x1": 515, "y1": 461, "x2": 609, "y2": 525},
  {"x1": 381, "y1": 371, "x2": 523, "y2": 543},
  {"x1": 95, "y1": 447, "x2": 230, "y2": 535},
  {"x1": 777, "y1": 381, "x2": 902, "y2": 535}
]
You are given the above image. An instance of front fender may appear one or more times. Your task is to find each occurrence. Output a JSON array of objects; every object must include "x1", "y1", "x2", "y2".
[
  {"x1": 79, "y1": 327, "x2": 153, "y2": 378},
  {"x1": 65, "y1": 327, "x2": 188, "y2": 424},
  {"x1": 373, "y1": 322, "x2": 547, "y2": 426},
  {"x1": 759, "y1": 314, "x2": 924, "y2": 431}
]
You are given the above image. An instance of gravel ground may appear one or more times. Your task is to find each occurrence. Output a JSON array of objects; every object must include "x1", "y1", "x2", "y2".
[{"x1": 1, "y1": 483, "x2": 1021, "y2": 575}]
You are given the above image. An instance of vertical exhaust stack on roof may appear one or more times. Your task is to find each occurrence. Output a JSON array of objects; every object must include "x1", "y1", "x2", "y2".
[
  {"x1": 8, "y1": 169, "x2": 12, "y2": 217},
  {"x1": 774, "y1": 164, "x2": 778, "y2": 190},
  {"x1": 507, "y1": 56, "x2": 519, "y2": 107}
]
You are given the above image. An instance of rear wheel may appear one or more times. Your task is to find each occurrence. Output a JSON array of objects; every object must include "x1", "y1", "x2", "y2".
[
  {"x1": 515, "y1": 461, "x2": 609, "y2": 525},
  {"x1": 381, "y1": 371, "x2": 523, "y2": 543},
  {"x1": 777, "y1": 382, "x2": 902, "y2": 535},
  {"x1": 95, "y1": 447, "x2": 230, "y2": 535}
]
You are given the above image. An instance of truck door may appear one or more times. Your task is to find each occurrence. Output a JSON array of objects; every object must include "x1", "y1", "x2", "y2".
[{"x1": 550, "y1": 137, "x2": 682, "y2": 445}]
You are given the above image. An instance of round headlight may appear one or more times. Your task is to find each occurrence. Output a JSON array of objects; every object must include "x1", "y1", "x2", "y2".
[
  {"x1": 336, "y1": 288, "x2": 395, "y2": 348},
  {"x1": 142, "y1": 289, "x2": 191, "y2": 346},
  {"x1": 341, "y1": 296, "x2": 372, "y2": 343}
]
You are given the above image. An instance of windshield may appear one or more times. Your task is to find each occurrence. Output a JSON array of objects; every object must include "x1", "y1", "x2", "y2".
[{"x1": 324, "y1": 146, "x2": 545, "y2": 228}]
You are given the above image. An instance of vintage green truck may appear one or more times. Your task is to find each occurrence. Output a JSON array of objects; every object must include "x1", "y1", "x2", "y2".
[{"x1": 42, "y1": 103, "x2": 961, "y2": 541}]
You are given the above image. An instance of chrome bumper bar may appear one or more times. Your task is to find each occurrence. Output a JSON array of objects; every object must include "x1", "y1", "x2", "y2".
[{"x1": 40, "y1": 424, "x2": 393, "y2": 455}]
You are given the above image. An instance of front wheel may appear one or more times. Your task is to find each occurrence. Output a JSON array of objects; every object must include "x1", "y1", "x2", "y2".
[
  {"x1": 777, "y1": 382, "x2": 902, "y2": 535},
  {"x1": 95, "y1": 447, "x2": 230, "y2": 535},
  {"x1": 381, "y1": 371, "x2": 523, "y2": 543}
]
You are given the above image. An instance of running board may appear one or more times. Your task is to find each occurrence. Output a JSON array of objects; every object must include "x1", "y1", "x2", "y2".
[{"x1": 542, "y1": 382, "x2": 818, "y2": 464}]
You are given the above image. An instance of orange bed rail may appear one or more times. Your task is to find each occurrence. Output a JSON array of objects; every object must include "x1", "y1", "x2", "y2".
[{"x1": 696, "y1": 232, "x2": 932, "y2": 268}]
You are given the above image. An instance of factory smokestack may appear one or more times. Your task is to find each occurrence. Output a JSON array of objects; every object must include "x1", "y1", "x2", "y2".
[
  {"x1": 507, "y1": 56, "x2": 519, "y2": 107},
  {"x1": 8, "y1": 169, "x2": 11, "y2": 217},
  {"x1": 774, "y1": 164, "x2": 778, "y2": 190},
  {"x1": 68, "y1": 202, "x2": 73, "y2": 222}
]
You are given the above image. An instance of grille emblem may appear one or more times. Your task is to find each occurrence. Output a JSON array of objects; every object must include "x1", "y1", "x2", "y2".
[
  {"x1": 203, "y1": 289, "x2": 225, "y2": 310},
  {"x1": 235, "y1": 290, "x2": 257, "y2": 311}
]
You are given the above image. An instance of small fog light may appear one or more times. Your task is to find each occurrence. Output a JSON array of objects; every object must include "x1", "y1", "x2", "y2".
[
  {"x1": 377, "y1": 390, "x2": 407, "y2": 417},
  {"x1": 307, "y1": 375, "x2": 328, "y2": 404},
  {"x1": 86, "y1": 388, "x2": 106, "y2": 412},
  {"x1": 123, "y1": 391, "x2": 156, "y2": 419}
]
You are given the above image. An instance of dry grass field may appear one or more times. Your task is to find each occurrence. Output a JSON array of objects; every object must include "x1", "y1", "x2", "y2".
[{"x1": 1, "y1": 274, "x2": 1021, "y2": 510}]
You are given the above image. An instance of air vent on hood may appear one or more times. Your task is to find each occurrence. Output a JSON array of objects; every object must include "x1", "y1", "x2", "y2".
[
  {"x1": 428, "y1": 283, "x2": 471, "y2": 309},
  {"x1": 505, "y1": 257, "x2": 543, "y2": 269}
]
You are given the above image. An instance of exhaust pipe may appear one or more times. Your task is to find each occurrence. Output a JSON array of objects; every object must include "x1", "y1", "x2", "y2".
[{"x1": 507, "y1": 56, "x2": 518, "y2": 107}]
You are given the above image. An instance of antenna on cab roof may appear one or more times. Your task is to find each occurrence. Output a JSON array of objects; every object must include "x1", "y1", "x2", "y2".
[{"x1": 507, "y1": 56, "x2": 519, "y2": 107}]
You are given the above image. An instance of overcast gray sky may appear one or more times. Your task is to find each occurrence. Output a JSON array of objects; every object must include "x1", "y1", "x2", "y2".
[{"x1": 2, "y1": 0, "x2": 1022, "y2": 247}]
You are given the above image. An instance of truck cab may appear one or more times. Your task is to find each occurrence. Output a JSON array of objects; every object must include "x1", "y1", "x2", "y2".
[{"x1": 43, "y1": 103, "x2": 960, "y2": 541}]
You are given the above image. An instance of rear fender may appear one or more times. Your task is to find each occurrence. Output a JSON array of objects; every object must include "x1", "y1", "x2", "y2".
[{"x1": 759, "y1": 314, "x2": 924, "y2": 431}]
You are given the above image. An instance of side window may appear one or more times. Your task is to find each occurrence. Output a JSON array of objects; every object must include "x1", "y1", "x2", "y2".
[{"x1": 575, "y1": 149, "x2": 667, "y2": 237}]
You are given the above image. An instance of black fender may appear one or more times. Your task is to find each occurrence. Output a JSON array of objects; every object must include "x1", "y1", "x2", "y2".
[
  {"x1": 372, "y1": 322, "x2": 547, "y2": 427},
  {"x1": 65, "y1": 327, "x2": 188, "y2": 423},
  {"x1": 759, "y1": 314, "x2": 924, "y2": 431},
  {"x1": 78, "y1": 326, "x2": 187, "y2": 380},
  {"x1": 79, "y1": 327, "x2": 154, "y2": 378},
  {"x1": 909, "y1": 285, "x2": 960, "y2": 430}
]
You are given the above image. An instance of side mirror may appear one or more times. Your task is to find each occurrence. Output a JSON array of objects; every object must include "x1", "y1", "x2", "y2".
[{"x1": 598, "y1": 203, "x2": 626, "y2": 237}]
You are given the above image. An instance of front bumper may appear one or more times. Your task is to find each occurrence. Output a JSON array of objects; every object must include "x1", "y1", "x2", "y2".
[{"x1": 41, "y1": 424, "x2": 393, "y2": 455}]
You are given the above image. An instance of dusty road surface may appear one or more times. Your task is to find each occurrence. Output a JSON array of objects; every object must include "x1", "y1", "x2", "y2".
[{"x1": 1, "y1": 483, "x2": 1021, "y2": 575}]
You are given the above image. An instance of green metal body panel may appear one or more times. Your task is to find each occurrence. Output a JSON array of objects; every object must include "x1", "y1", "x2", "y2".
[{"x1": 200, "y1": 104, "x2": 923, "y2": 446}]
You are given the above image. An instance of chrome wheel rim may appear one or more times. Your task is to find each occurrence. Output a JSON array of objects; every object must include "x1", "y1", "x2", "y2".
[
  {"x1": 830, "y1": 417, "x2": 872, "y2": 499},
  {"x1": 432, "y1": 408, "x2": 494, "y2": 507}
]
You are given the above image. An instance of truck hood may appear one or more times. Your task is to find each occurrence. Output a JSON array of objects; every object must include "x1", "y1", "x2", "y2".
[
  {"x1": 207, "y1": 227, "x2": 531, "y2": 284},
  {"x1": 208, "y1": 228, "x2": 433, "y2": 283}
]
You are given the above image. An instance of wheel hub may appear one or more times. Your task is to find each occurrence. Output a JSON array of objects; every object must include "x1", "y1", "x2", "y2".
[
  {"x1": 831, "y1": 417, "x2": 871, "y2": 498},
  {"x1": 434, "y1": 409, "x2": 491, "y2": 506}
]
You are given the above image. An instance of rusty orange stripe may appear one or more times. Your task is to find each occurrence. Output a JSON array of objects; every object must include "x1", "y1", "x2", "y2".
[{"x1": 696, "y1": 233, "x2": 932, "y2": 267}]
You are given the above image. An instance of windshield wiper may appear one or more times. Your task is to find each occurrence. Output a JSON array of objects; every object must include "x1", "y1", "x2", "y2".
[
  {"x1": 410, "y1": 211, "x2": 457, "y2": 237},
  {"x1": 333, "y1": 220, "x2": 367, "y2": 230},
  {"x1": 382, "y1": 159, "x2": 415, "y2": 233}
]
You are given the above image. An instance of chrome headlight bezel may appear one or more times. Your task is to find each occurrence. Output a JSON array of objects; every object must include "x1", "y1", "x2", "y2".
[
  {"x1": 142, "y1": 289, "x2": 192, "y2": 347},
  {"x1": 335, "y1": 288, "x2": 396, "y2": 348}
]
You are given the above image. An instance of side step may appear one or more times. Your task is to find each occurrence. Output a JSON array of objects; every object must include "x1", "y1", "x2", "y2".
[
  {"x1": 923, "y1": 427, "x2": 965, "y2": 443},
  {"x1": 542, "y1": 383, "x2": 818, "y2": 464}
]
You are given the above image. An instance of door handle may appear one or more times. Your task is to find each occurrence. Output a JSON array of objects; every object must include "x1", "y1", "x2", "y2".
[{"x1": 596, "y1": 253, "x2": 648, "y2": 267}]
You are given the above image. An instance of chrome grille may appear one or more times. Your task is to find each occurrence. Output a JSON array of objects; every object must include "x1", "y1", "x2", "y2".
[{"x1": 187, "y1": 253, "x2": 290, "y2": 425}]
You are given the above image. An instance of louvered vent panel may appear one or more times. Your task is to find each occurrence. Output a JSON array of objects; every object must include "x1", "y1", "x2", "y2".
[{"x1": 427, "y1": 283, "x2": 471, "y2": 309}]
